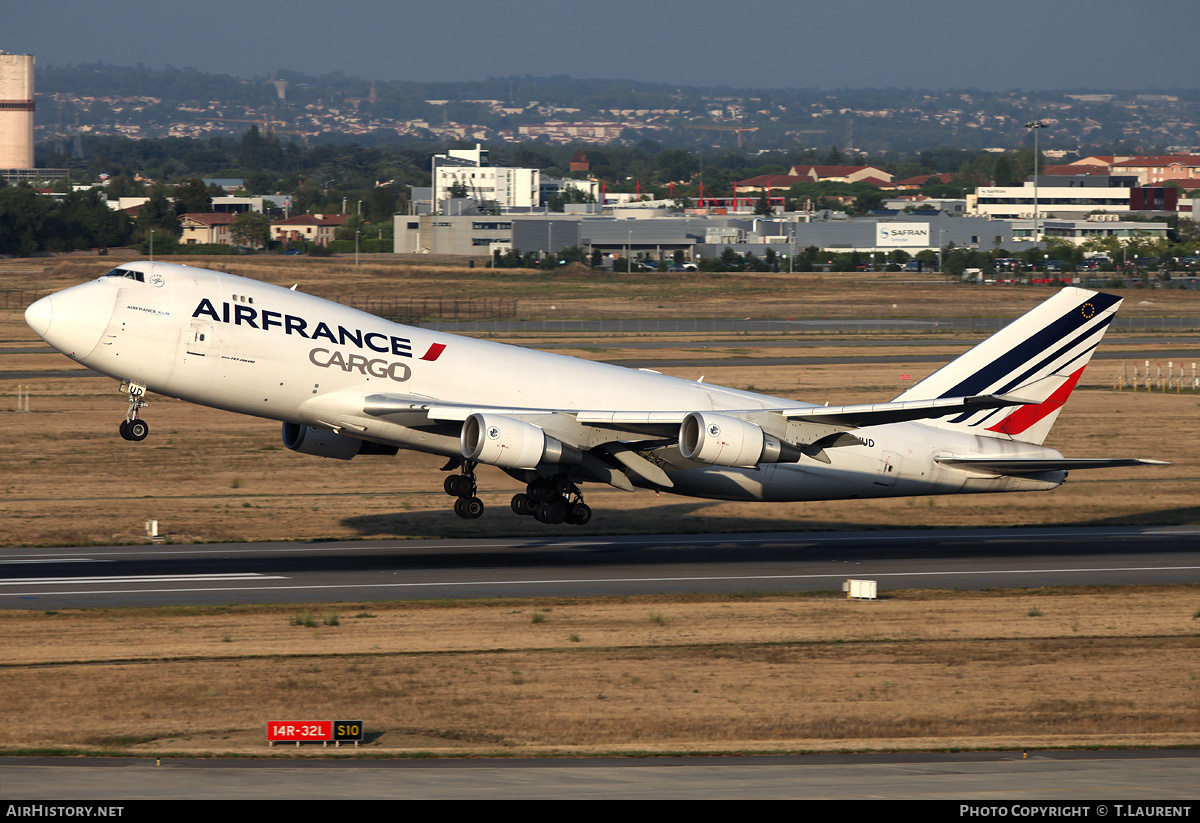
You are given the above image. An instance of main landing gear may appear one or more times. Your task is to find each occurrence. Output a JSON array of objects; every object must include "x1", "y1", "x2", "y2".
[
  {"x1": 444, "y1": 461, "x2": 485, "y2": 519},
  {"x1": 118, "y1": 381, "x2": 150, "y2": 442},
  {"x1": 510, "y1": 477, "x2": 592, "y2": 526},
  {"x1": 442, "y1": 465, "x2": 592, "y2": 525}
]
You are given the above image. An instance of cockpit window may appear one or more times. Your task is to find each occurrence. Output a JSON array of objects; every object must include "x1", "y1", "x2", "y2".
[{"x1": 102, "y1": 267, "x2": 145, "y2": 282}]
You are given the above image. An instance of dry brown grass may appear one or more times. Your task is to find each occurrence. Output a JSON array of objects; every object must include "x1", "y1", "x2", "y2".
[
  {"x1": 8, "y1": 253, "x2": 1200, "y2": 321},
  {"x1": 1, "y1": 589, "x2": 1198, "y2": 755}
]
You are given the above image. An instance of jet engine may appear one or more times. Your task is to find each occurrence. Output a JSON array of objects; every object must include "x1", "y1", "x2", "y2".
[
  {"x1": 460, "y1": 413, "x2": 582, "y2": 470},
  {"x1": 678, "y1": 411, "x2": 803, "y2": 467},
  {"x1": 282, "y1": 422, "x2": 398, "y2": 460}
]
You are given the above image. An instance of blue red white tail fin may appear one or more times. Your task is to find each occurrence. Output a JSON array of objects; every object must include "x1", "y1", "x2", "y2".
[{"x1": 894, "y1": 287, "x2": 1121, "y2": 445}]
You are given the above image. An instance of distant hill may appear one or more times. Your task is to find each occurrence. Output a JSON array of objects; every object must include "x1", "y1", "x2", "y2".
[{"x1": 32, "y1": 63, "x2": 1200, "y2": 156}]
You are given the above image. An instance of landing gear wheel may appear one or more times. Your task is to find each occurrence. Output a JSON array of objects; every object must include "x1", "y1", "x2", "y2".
[
  {"x1": 511, "y1": 493, "x2": 538, "y2": 516},
  {"x1": 454, "y1": 497, "x2": 484, "y2": 519},
  {"x1": 118, "y1": 381, "x2": 150, "y2": 442},
  {"x1": 528, "y1": 479, "x2": 558, "y2": 503},
  {"x1": 566, "y1": 502, "x2": 592, "y2": 526},
  {"x1": 444, "y1": 463, "x2": 478, "y2": 498},
  {"x1": 535, "y1": 499, "x2": 568, "y2": 525}
]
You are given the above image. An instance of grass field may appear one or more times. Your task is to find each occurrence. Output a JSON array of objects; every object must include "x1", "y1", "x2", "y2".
[
  {"x1": 1, "y1": 254, "x2": 1198, "y2": 757},
  {"x1": 1, "y1": 589, "x2": 1197, "y2": 756}
]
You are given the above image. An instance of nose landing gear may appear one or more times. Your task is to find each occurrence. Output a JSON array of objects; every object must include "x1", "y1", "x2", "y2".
[{"x1": 118, "y1": 381, "x2": 150, "y2": 442}]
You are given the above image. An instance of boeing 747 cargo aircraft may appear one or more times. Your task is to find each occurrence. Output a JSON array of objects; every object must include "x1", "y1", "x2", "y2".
[{"x1": 25, "y1": 261, "x2": 1163, "y2": 525}]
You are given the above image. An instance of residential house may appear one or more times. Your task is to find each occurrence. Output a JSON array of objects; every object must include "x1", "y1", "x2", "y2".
[
  {"x1": 270, "y1": 214, "x2": 350, "y2": 247},
  {"x1": 179, "y1": 213, "x2": 236, "y2": 245}
]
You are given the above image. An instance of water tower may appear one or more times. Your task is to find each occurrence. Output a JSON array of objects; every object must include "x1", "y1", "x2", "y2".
[{"x1": 0, "y1": 52, "x2": 35, "y2": 170}]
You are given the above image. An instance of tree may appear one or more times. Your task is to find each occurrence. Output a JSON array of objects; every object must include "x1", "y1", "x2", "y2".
[
  {"x1": 991, "y1": 153, "x2": 1016, "y2": 187},
  {"x1": 753, "y1": 190, "x2": 774, "y2": 216},
  {"x1": 851, "y1": 188, "x2": 884, "y2": 214},
  {"x1": 136, "y1": 185, "x2": 179, "y2": 239},
  {"x1": 173, "y1": 177, "x2": 212, "y2": 214},
  {"x1": 719, "y1": 246, "x2": 743, "y2": 271},
  {"x1": 229, "y1": 212, "x2": 270, "y2": 249},
  {"x1": 548, "y1": 184, "x2": 596, "y2": 212}
]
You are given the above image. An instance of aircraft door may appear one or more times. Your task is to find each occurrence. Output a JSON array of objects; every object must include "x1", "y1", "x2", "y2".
[
  {"x1": 873, "y1": 450, "x2": 903, "y2": 488},
  {"x1": 186, "y1": 318, "x2": 214, "y2": 357}
]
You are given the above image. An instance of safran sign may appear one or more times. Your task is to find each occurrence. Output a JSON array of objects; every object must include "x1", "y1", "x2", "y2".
[
  {"x1": 877, "y1": 223, "x2": 930, "y2": 248},
  {"x1": 267, "y1": 720, "x2": 364, "y2": 747}
]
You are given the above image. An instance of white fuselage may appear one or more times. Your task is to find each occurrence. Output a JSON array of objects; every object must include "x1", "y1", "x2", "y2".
[{"x1": 27, "y1": 262, "x2": 1065, "y2": 503}]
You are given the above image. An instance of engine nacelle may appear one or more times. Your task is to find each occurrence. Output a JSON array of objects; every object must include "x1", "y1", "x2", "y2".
[
  {"x1": 679, "y1": 412, "x2": 803, "y2": 467},
  {"x1": 460, "y1": 413, "x2": 581, "y2": 470},
  {"x1": 282, "y1": 422, "x2": 398, "y2": 460}
]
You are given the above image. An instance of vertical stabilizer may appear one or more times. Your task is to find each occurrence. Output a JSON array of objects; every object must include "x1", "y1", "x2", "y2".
[{"x1": 894, "y1": 287, "x2": 1121, "y2": 445}]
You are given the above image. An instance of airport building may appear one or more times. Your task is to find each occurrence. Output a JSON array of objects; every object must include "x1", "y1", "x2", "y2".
[
  {"x1": 971, "y1": 175, "x2": 1179, "y2": 220},
  {"x1": 429, "y1": 143, "x2": 540, "y2": 211},
  {"x1": 1019, "y1": 217, "x2": 1170, "y2": 246},
  {"x1": 396, "y1": 210, "x2": 1025, "y2": 260}
]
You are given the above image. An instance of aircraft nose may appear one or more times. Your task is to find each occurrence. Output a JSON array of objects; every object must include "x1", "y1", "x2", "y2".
[
  {"x1": 25, "y1": 295, "x2": 53, "y2": 338},
  {"x1": 26, "y1": 282, "x2": 116, "y2": 359}
]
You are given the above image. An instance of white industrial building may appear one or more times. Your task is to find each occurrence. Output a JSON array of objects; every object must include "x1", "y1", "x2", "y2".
[
  {"x1": 970, "y1": 172, "x2": 1183, "y2": 221},
  {"x1": 972, "y1": 182, "x2": 1136, "y2": 219},
  {"x1": 431, "y1": 143, "x2": 540, "y2": 211}
]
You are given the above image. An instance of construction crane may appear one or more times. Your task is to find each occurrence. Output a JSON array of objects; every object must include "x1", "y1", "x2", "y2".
[{"x1": 684, "y1": 124, "x2": 760, "y2": 148}]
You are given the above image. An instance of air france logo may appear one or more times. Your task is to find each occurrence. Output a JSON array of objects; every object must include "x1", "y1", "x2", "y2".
[
  {"x1": 193, "y1": 297, "x2": 448, "y2": 382},
  {"x1": 192, "y1": 298, "x2": 415, "y2": 357}
]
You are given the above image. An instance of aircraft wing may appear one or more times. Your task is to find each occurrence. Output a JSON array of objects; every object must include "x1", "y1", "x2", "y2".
[
  {"x1": 774, "y1": 394, "x2": 1032, "y2": 427},
  {"x1": 363, "y1": 392, "x2": 1035, "y2": 434},
  {"x1": 936, "y1": 456, "x2": 1169, "y2": 475}
]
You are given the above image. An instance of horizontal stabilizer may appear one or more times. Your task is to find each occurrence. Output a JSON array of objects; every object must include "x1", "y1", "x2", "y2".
[{"x1": 936, "y1": 456, "x2": 1169, "y2": 475}]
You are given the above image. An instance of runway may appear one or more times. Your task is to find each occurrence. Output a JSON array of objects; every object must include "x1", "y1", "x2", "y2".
[
  {"x1": 3, "y1": 750, "x2": 1199, "y2": 800},
  {"x1": 2, "y1": 525, "x2": 1199, "y2": 609}
]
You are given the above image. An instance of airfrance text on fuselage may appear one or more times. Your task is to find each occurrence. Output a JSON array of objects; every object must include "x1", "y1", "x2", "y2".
[{"x1": 192, "y1": 299, "x2": 413, "y2": 357}]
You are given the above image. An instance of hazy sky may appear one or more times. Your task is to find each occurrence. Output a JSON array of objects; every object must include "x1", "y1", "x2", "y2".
[{"x1": 7, "y1": 0, "x2": 1198, "y2": 91}]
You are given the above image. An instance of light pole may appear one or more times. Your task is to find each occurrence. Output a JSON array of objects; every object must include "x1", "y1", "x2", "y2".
[{"x1": 1025, "y1": 120, "x2": 1046, "y2": 249}]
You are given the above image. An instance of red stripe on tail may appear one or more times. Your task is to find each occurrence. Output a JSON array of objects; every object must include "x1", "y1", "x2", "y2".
[{"x1": 986, "y1": 366, "x2": 1085, "y2": 436}]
